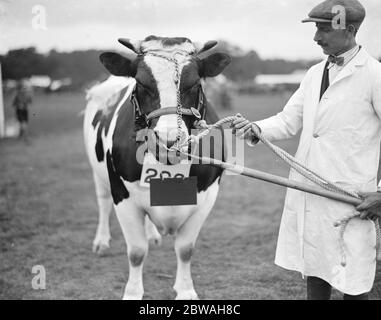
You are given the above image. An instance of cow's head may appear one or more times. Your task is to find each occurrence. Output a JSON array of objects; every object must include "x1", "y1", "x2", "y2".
[{"x1": 100, "y1": 35, "x2": 231, "y2": 163}]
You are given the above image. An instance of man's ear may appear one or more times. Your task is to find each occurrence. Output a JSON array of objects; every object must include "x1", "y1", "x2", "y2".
[
  {"x1": 197, "y1": 53, "x2": 231, "y2": 78},
  {"x1": 347, "y1": 24, "x2": 358, "y2": 36},
  {"x1": 99, "y1": 52, "x2": 136, "y2": 77}
]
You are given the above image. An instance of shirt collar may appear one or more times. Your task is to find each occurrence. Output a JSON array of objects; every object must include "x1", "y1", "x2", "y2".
[{"x1": 328, "y1": 45, "x2": 360, "y2": 69}]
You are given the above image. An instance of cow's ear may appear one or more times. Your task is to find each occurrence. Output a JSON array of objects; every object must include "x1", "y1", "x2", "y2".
[
  {"x1": 197, "y1": 53, "x2": 231, "y2": 78},
  {"x1": 100, "y1": 52, "x2": 136, "y2": 77}
]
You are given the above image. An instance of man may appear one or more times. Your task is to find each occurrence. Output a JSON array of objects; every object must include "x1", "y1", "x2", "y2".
[
  {"x1": 233, "y1": 0, "x2": 381, "y2": 299},
  {"x1": 13, "y1": 80, "x2": 33, "y2": 140}
]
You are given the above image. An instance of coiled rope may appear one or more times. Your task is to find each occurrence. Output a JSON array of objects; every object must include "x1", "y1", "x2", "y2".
[{"x1": 172, "y1": 114, "x2": 381, "y2": 267}]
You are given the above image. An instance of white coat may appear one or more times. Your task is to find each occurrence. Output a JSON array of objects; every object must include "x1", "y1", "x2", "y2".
[{"x1": 255, "y1": 48, "x2": 381, "y2": 295}]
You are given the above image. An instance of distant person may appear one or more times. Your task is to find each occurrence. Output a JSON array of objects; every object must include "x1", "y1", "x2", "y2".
[
  {"x1": 13, "y1": 80, "x2": 33, "y2": 140},
  {"x1": 232, "y1": 0, "x2": 381, "y2": 299}
]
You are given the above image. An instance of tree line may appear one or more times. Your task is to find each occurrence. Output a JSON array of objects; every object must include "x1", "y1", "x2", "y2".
[
  {"x1": 0, "y1": 42, "x2": 327, "y2": 88},
  {"x1": 0, "y1": 47, "x2": 107, "y2": 89}
]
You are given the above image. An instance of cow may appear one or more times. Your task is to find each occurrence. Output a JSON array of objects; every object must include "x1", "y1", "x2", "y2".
[{"x1": 83, "y1": 36, "x2": 231, "y2": 300}]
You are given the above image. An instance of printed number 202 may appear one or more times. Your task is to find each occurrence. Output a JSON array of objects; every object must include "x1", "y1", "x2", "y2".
[{"x1": 144, "y1": 168, "x2": 185, "y2": 183}]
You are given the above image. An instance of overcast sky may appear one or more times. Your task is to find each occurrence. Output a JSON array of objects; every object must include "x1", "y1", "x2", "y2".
[{"x1": 1, "y1": 0, "x2": 380, "y2": 59}]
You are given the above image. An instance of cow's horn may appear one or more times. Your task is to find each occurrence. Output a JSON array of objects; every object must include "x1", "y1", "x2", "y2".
[
  {"x1": 197, "y1": 40, "x2": 218, "y2": 55},
  {"x1": 118, "y1": 38, "x2": 142, "y2": 54}
]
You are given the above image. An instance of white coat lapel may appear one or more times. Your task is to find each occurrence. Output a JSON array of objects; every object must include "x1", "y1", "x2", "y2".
[{"x1": 329, "y1": 48, "x2": 368, "y2": 87}]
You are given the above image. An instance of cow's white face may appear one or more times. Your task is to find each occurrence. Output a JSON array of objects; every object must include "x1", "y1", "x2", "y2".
[
  {"x1": 142, "y1": 40, "x2": 195, "y2": 149},
  {"x1": 99, "y1": 36, "x2": 231, "y2": 163}
]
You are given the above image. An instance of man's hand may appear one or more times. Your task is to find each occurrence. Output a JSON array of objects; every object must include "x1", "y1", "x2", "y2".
[
  {"x1": 356, "y1": 191, "x2": 381, "y2": 221},
  {"x1": 231, "y1": 114, "x2": 260, "y2": 142}
]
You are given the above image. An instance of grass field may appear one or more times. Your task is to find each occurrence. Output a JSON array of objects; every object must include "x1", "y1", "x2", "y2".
[{"x1": 1, "y1": 89, "x2": 381, "y2": 300}]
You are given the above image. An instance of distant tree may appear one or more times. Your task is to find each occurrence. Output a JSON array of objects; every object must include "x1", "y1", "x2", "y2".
[
  {"x1": 1, "y1": 47, "x2": 108, "y2": 89},
  {"x1": 206, "y1": 39, "x2": 316, "y2": 81},
  {"x1": 1, "y1": 47, "x2": 45, "y2": 80},
  {"x1": 44, "y1": 49, "x2": 107, "y2": 87},
  {"x1": 206, "y1": 41, "x2": 261, "y2": 82},
  {"x1": 223, "y1": 51, "x2": 261, "y2": 82},
  {"x1": 259, "y1": 59, "x2": 317, "y2": 74}
]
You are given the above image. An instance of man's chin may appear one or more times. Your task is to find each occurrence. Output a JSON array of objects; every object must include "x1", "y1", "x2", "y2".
[{"x1": 317, "y1": 44, "x2": 329, "y2": 55}]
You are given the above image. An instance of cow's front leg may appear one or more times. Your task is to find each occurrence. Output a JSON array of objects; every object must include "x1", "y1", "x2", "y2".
[
  {"x1": 174, "y1": 182, "x2": 219, "y2": 300},
  {"x1": 114, "y1": 199, "x2": 148, "y2": 300},
  {"x1": 92, "y1": 173, "x2": 113, "y2": 255}
]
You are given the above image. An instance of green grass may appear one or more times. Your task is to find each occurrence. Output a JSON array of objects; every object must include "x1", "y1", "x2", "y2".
[{"x1": 1, "y1": 90, "x2": 381, "y2": 300}]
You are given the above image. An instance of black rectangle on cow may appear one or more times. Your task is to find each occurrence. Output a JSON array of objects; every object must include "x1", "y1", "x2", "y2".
[{"x1": 150, "y1": 177, "x2": 198, "y2": 206}]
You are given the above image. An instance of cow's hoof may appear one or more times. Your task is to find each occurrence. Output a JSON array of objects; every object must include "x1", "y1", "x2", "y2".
[
  {"x1": 92, "y1": 242, "x2": 110, "y2": 256},
  {"x1": 175, "y1": 290, "x2": 199, "y2": 300}
]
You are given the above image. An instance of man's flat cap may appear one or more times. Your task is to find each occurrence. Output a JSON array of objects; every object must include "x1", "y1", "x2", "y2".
[{"x1": 302, "y1": 0, "x2": 366, "y2": 24}]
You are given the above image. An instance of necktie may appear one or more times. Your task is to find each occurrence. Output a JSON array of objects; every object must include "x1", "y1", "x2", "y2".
[
  {"x1": 328, "y1": 55, "x2": 344, "y2": 66},
  {"x1": 319, "y1": 60, "x2": 330, "y2": 101}
]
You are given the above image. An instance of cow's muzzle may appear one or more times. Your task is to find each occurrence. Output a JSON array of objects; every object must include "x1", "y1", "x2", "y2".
[{"x1": 146, "y1": 129, "x2": 189, "y2": 165}]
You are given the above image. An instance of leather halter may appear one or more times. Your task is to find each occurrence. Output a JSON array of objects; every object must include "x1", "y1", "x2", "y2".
[{"x1": 130, "y1": 49, "x2": 207, "y2": 131}]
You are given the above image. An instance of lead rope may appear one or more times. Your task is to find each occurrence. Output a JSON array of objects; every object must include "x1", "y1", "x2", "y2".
[
  {"x1": 173, "y1": 57, "x2": 183, "y2": 155},
  {"x1": 171, "y1": 114, "x2": 381, "y2": 267}
]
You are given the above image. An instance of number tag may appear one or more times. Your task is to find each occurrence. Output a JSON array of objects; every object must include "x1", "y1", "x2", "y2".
[{"x1": 140, "y1": 152, "x2": 192, "y2": 188}]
